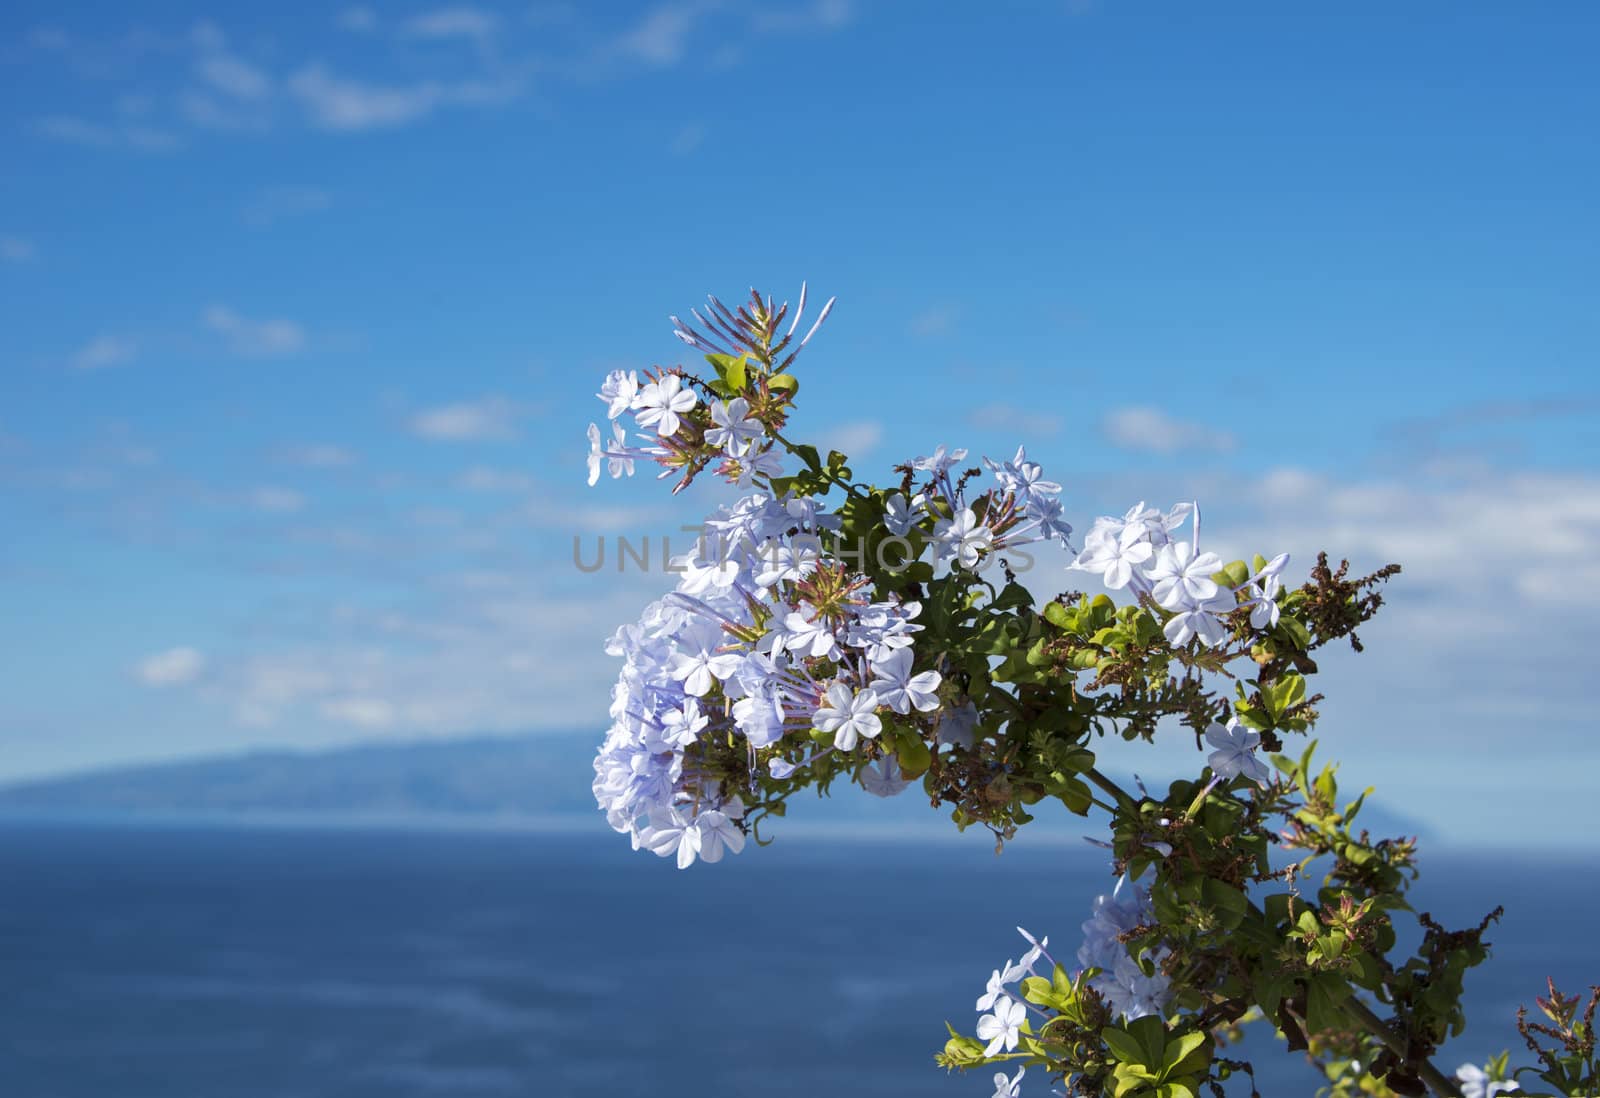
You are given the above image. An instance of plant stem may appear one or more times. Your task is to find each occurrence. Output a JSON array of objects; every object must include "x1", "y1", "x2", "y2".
[
  {"x1": 1085, "y1": 766, "x2": 1139, "y2": 813},
  {"x1": 768, "y1": 429, "x2": 868, "y2": 501},
  {"x1": 1343, "y1": 998, "x2": 1462, "y2": 1098}
]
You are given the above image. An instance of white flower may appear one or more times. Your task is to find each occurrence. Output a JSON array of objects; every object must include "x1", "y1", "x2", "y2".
[
  {"x1": 869, "y1": 647, "x2": 942, "y2": 714},
  {"x1": 693, "y1": 809, "x2": 745, "y2": 863},
  {"x1": 813, "y1": 683, "x2": 882, "y2": 751},
  {"x1": 781, "y1": 611, "x2": 838, "y2": 660},
  {"x1": 883, "y1": 492, "x2": 928, "y2": 536},
  {"x1": 638, "y1": 808, "x2": 702, "y2": 869},
  {"x1": 634, "y1": 374, "x2": 698, "y2": 437},
  {"x1": 1204, "y1": 717, "x2": 1272, "y2": 787},
  {"x1": 768, "y1": 756, "x2": 800, "y2": 779},
  {"x1": 1149, "y1": 540, "x2": 1224, "y2": 610},
  {"x1": 991, "y1": 1065, "x2": 1025, "y2": 1098},
  {"x1": 597, "y1": 369, "x2": 638, "y2": 420},
  {"x1": 1016, "y1": 927, "x2": 1050, "y2": 976},
  {"x1": 934, "y1": 507, "x2": 993, "y2": 570},
  {"x1": 706, "y1": 397, "x2": 762, "y2": 455},
  {"x1": 1070, "y1": 525, "x2": 1154, "y2": 590},
  {"x1": 1162, "y1": 590, "x2": 1235, "y2": 648},
  {"x1": 1246, "y1": 572, "x2": 1283, "y2": 630},
  {"x1": 976, "y1": 968, "x2": 1009, "y2": 1013},
  {"x1": 860, "y1": 755, "x2": 912, "y2": 798},
  {"x1": 935, "y1": 700, "x2": 979, "y2": 749},
  {"x1": 975, "y1": 997, "x2": 1026, "y2": 1056},
  {"x1": 1455, "y1": 1063, "x2": 1519, "y2": 1098},
  {"x1": 585, "y1": 422, "x2": 633, "y2": 486}
]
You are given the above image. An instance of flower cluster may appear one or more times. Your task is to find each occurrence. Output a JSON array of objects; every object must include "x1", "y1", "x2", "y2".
[
  {"x1": 1069, "y1": 501, "x2": 1288, "y2": 648},
  {"x1": 887, "y1": 443, "x2": 1075, "y2": 573},
  {"x1": 582, "y1": 284, "x2": 1588, "y2": 1098},
  {"x1": 1077, "y1": 873, "x2": 1173, "y2": 1022},
  {"x1": 590, "y1": 488, "x2": 947, "y2": 867}
]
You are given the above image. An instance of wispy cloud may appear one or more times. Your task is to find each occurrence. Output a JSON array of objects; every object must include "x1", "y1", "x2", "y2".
[
  {"x1": 1, "y1": 236, "x2": 35, "y2": 263},
  {"x1": 1101, "y1": 406, "x2": 1237, "y2": 454},
  {"x1": 410, "y1": 397, "x2": 526, "y2": 441},
  {"x1": 456, "y1": 465, "x2": 536, "y2": 493},
  {"x1": 337, "y1": 7, "x2": 380, "y2": 33},
  {"x1": 402, "y1": 7, "x2": 501, "y2": 42},
  {"x1": 969, "y1": 402, "x2": 1062, "y2": 437},
  {"x1": 670, "y1": 122, "x2": 707, "y2": 156},
  {"x1": 819, "y1": 420, "x2": 884, "y2": 458},
  {"x1": 136, "y1": 647, "x2": 205, "y2": 687},
  {"x1": 69, "y1": 335, "x2": 138, "y2": 371},
  {"x1": 242, "y1": 185, "x2": 333, "y2": 227},
  {"x1": 614, "y1": 4, "x2": 705, "y2": 66},
  {"x1": 204, "y1": 306, "x2": 306, "y2": 357},
  {"x1": 276, "y1": 444, "x2": 356, "y2": 468},
  {"x1": 247, "y1": 486, "x2": 306, "y2": 514},
  {"x1": 286, "y1": 65, "x2": 521, "y2": 130},
  {"x1": 908, "y1": 305, "x2": 957, "y2": 339},
  {"x1": 34, "y1": 115, "x2": 180, "y2": 151},
  {"x1": 1381, "y1": 395, "x2": 1600, "y2": 458}
]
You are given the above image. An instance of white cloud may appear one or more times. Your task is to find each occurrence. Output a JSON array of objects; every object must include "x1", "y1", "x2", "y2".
[
  {"x1": 1, "y1": 236, "x2": 35, "y2": 263},
  {"x1": 337, "y1": 7, "x2": 379, "y2": 33},
  {"x1": 34, "y1": 116, "x2": 180, "y2": 151},
  {"x1": 136, "y1": 647, "x2": 205, "y2": 687},
  {"x1": 969, "y1": 402, "x2": 1062, "y2": 437},
  {"x1": 286, "y1": 66, "x2": 520, "y2": 131},
  {"x1": 197, "y1": 53, "x2": 272, "y2": 100},
  {"x1": 615, "y1": 5, "x2": 703, "y2": 66},
  {"x1": 410, "y1": 397, "x2": 523, "y2": 441},
  {"x1": 248, "y1": 486, "x2": 306, "y2": 513},
  {"x1": 242, "y1": 185, "x2": 332, "y2": 227},
  {"x1": 908, "y1": 306, "x2": 956, "y2": 338},
  {"x1": 1101, "y1": 406, "x2": 1237, "y2": 454},
  {"x1": 819, "y1": 420, "x2": 884, "y2": 458},
  {"x1": 321, "y1": 696, "x2": 397, "y2": 728},
  {"x1": 751, "y1": 0, "x2": 855, "y2": 34},
  {"x1": 288, "y1": 66, "x2": 446, "y2": 129},
  {"x1": 403, "y1": 7, "x2": 500, "y2": 41},
  {"x1": 204, "y1": 306, "x2": 306, "y2": 356},
  {"x1": 456, "y1": 465, "x2": 535, "y2": 493},
  {"x1": 69, "y1": 335, "x2": 137, "y2": 371},
  {"x1": 277, "y1": 443, "x2": 356, "y2": 468},
  {"x1": 670, "y1": 122, "x2": 707, "y2": 156}
]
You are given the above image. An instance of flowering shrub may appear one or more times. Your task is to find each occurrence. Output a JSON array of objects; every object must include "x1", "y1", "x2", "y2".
[{"x1": 583, "y1": 285, "x2": 1597, "y2": 1098}]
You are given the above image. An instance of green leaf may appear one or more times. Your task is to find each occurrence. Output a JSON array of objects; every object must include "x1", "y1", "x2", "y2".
[
  {"x1": 766, "y1": 372, "x2": 799, "y2": 396},
  {"x1": 1305, "y1": 975, "x2": 1349, "y2": 1035},
  {"x1": 1200, "y1": 878, "x2": 1249, "y2": 930},
  {"x1": 1163, "y1": 1031, "x2": 1207, "y2": 1072},
  {"x1": 1101, "y1": 1025, "x2": 1150, "y2": 1069},
  {"x1": 1127, "y1": 1014, "x2": 1167, "y2": 1068}
]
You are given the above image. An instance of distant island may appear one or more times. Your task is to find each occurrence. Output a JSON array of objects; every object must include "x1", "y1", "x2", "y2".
[{"x1": 0, "y1": 732, "x2": 1432, "y2": 843}]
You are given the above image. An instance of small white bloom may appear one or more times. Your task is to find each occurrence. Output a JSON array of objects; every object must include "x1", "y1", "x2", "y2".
[
  {"x1": 933, "y1": 507, "x2": 993, "y2": 570},
  {"x1": 860, "y1": 755, "x2": 913, "y2": 798},
  {"x1": 991, "y1": 1065, "x2": 1025, "y2": 1098},
  {"x1": 869, "y1": 647, "x2": 942, "y2": 714},
  {"x1": 706, "y1": 397, "x2": 762, "y2": 455},
  {"x1": 693, "y1": 809, "x2": 745, "y2": 863},
  {"x1": 975, "y1": 997, "x2": 1026, "y2": 1056},
  {"x1": 1149, "y1": 540, "x2": 1224, "y2": 610},
  {"x1": 813, "y1": 683, "x2": 882, "y2": 751},
  {"x1": 1204, "y1": 717, "x2": 1272, "y2": 787},
  {"x1": 634, "y1": 375, "x2": 698, "y2": 437},
  {"x1": 883, "y1": 492, "x2": 928, "y2": 536},
  {"x1": 597, "y1": 369, "x2": 638, "y2": 420},
  {"x1": 1455, "y1": 1063, "x2": 1519, "y2": 1098}
]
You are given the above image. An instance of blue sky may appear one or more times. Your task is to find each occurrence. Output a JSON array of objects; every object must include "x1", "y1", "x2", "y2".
[{"x1": 1, "y1": 1, "x2": 1597, "y2": 845}]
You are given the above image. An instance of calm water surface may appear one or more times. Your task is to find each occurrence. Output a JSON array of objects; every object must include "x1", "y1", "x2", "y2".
[{"x1": 1, "y1": 824, "x2": 1595, "y2": 1097}]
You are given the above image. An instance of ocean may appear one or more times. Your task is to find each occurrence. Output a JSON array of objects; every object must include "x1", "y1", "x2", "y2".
[{"x1": 1, "y1": 823, "x2": 1594, "y2": 1097}]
